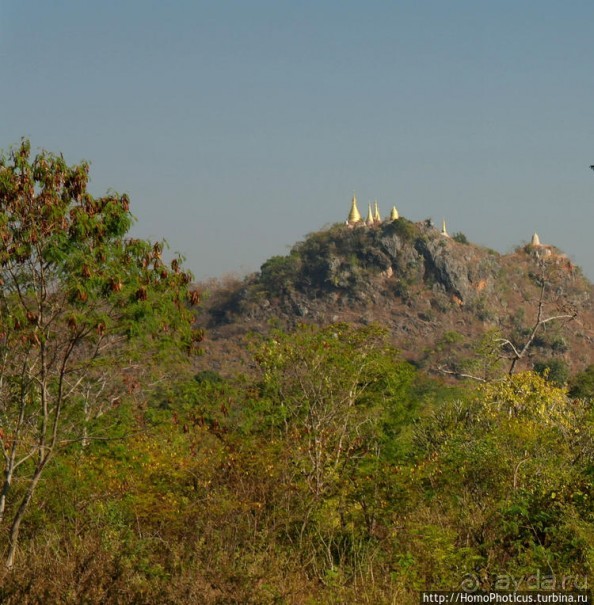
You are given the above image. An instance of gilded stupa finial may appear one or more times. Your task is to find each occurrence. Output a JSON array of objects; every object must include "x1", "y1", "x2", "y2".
[
  {"x1": 390, "y1": 206, "x2": 399, "y2": 221},
  {"x1": 441, "y1": 218, "x2": 449, "y2": 237},
  {"x1": 347, "y1": 193, "x2": 362, "y2": 224},
  {"x1": 373, "y1": 200, "x2": 381, "y2": 223}
]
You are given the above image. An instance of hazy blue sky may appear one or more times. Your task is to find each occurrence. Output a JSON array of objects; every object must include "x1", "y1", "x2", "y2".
[{"x1": 1, "y1": 1, "x2": 593, "y2": 280}]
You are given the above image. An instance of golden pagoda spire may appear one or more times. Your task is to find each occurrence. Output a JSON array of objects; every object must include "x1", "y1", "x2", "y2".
[
  {"x1": 373, "y1": 200, "x2": 381, "y2": 223},
  {"x1": 390, "y1": 205, "x2": 399, "y2": 221},
  {"x1": 441, "y1": 218, "x2": 449, "y2": 237},
  {"x1": 347, "y1": 194, "x2": 362, "y2": 224},
  {"x1": 366, "y1": 203, "x2": 374, "y2": 226}
]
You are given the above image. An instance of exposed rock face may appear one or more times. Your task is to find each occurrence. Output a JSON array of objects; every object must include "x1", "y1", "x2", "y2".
[{"x1": 414, "y1": 234, "x2": 498, "y2": 303}]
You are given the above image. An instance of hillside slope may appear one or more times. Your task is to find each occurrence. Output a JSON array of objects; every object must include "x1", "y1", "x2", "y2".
[{"x1": 197, "y1": 219, "x2": 594, "y2": 378}]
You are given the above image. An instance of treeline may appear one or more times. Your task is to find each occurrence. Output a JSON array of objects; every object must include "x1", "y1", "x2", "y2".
[{"x1": 2, "y1": 322, "x2": 594, "y2": 603}]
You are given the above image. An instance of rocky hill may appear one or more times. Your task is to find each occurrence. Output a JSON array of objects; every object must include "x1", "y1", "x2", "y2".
[{"x1": 196, "y1": 219, "x2": 594, "y2": 379}]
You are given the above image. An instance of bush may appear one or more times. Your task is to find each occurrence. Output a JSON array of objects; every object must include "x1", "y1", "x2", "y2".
[
  {"x1": 383, "y1": 217, "x2": 418, "y2": 242},
  {"x1": 533, "y1": 360, "x2": 570, "y2": 386},
  {"x1": 259, "y1": 254, "x2": 301, "y2": 294},
  {"x1": 569, "y1": 365, "x2": 594, "y2": 399}
]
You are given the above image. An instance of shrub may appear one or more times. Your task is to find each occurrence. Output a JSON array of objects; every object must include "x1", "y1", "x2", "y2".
[{"x1": 533, "y1": 360, "x2": 570, "y2": 386}]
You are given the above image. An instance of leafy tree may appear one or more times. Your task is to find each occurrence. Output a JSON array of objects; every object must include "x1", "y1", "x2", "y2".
[
  {"x1": 0, "y1": 140, "x2": 199, "y2": 568},
  {"x1": 412, "y1": 371, "x2": 594, "y2": 585},
  {"x1": 251, "y1": 323, "x2": 417, "y2": 580},
  {"x1": 253, "y1": 324, "x2": 412, "y2": 496}
]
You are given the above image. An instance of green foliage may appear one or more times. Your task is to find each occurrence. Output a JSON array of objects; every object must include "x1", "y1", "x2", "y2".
[
  {"x1": 457, "y1": 328, "x2": 507, "y2": 382},
  {"x1": 436, "y1": 330, "x2": 464, "y2": 349},
  {"x1": 262, "y1": 223, "x2": 406, "y2": 296},
  {"x1": 0, "y1": 139, "x2": 198, "y2": 568},
  {"x1": 6, "y1": 331, "x2": 594, "y2": 603},
  {"x1": 569, "y1": 364, "x2": 594, "y2": 400},
  {"x1": 194, "y1": 369, "x2": 224, "y2": 385},
  {"x1": 412, "y1": 371, "x2": 594, "y2": 585},
  {"x1": 259, "y1": 253, "x2": 301, "y2": 295},
  {"x1": 533, "y1": 359, "x2": 570, "y2": 386},
  {"x1": 252, "y1": 322, "x2": 417, "y2": 460},
  {"x1": 383, "y1": 217, "x2": 418, "y2": 242},
  {"x1": 248, "y1": 323, "x2": 420, "y2": 586},
  {"x1": 2, "y1": 153, "x2": 594, "y2": 601},
  {"x1": 452, "y1": 232, "x2": 469, "y2": 244}
]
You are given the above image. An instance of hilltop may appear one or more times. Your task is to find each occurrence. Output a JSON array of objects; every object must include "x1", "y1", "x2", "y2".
[{"x1": 196, "y1": 217, "x2": 593, "y2": 378}]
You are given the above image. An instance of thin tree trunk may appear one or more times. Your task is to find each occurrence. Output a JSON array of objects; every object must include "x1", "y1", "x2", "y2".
[
  {"x1": 0, "y1": 390, "x2": 29, "y2": 525},
  {"x1": 5, "y1": 460, "x2": 47, "y2": 569},
  {"x1": 0, "y1": 468, "x2": 14, "y2": 524}
]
